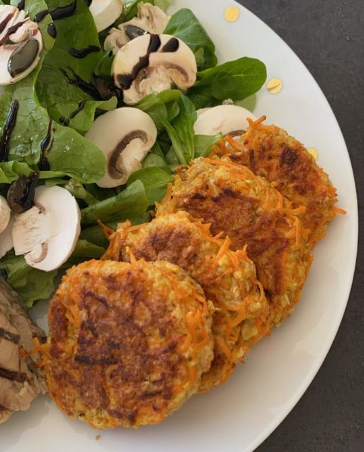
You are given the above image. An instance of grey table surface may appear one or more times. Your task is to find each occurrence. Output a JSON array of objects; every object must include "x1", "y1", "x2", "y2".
[{"x1": 235, "y1": 0, "x2": 363, "y2": 451}]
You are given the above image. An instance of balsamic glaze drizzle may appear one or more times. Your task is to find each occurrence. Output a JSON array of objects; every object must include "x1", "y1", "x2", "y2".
[
  {"x1": 60, "y1": 68, "x2": 101, "y2": 99},
  {"x1": 50, "y1": 1, "x2": 77, "y2": 21},
  {"x1": 0, "y1": 100, "x2": 19, "y2": 163},
  {"x1": 17, "y1": 0, "x2": 26, "y2": 10},
  {"x1": 116, "y1": 34, "x2": 162, "y2": 90},
  {"x1": 0, "y1": 13, "x2": 14, "y2": 35},
  {"x1": 34, "y1": 9, "x2": 49, "y2": 23},
  {"x1": 7, "y1": 172, "x2": 39, "y2": 214},
  {"x1": 161, "y1": 37, "x2": 179, "y2": 53},
  {"x1": 0, "y1": 20, "x2": 28, "y2": 46},
  {"x1": 8, "y1": 39, "x2": 40, "y2": 77},
  {"x1": 47, "y1": 23, "x2": 57, "y2": 38},
  {"x1": 60, "y1": 100, "x2": 87, "y2": 126},
  {"x1": 68, "y1": 45, "x2": 100, "y2": 59},
  {"x1": 39, "y1": 120, "x2": 53, "y2": 171}
]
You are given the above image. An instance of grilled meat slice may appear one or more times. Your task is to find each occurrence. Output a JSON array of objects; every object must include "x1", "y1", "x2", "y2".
[{"x1": 0, "y1": 278, "x2": 47, "y2": 424}]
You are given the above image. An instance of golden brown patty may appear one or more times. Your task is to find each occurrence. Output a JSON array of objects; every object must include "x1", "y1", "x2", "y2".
[
  {"x1": 44, "y1": 259, "x2": 214, "y2": 429},
  {"x1": 103, "y1": 212, "x2": 269, "y2": 393},
  {"x1": 216, "y1": 119, "x2": 338, "y2": 248},
  {"x1": 157, "y1": 158, "x2": 312, "y2": 326}
]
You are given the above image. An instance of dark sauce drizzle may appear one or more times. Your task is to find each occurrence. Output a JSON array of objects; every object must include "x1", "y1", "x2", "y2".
[
  {"x1": 7, "y1": 172, "x2": 39, "y2": 214},
  {"x1": 17, "y1": 0, "x2": 26, "y2": 11},
  {"x1": 50, "y1": 1, "x2": 77, "y2": 21},
  {"x1": 116, "y1": 34, "x2": 161, "y2": 90},
  {"x1": 60, "y1": 68, "x2": 101, "y2": 99},
  {"x1": 68, "y1": 45, "x2": 100, "y2": 59},
  {"x1": 34, "y1": 9, "x2": 49, "y2": 23},
  {"x1": 60, "y1": 67, "x2": 122, "y2": 103},
  {"x1": 39, "y1": 120, "x2": 53, "y2": 171},
  {"x1": 8, "y1": 39, "x2": 40, "y2": 77},
  {"x1": 0, "y1": 100, "x2": 19, "y2": 163},
  {"x1": 161, "y1": 37, "x2": 179, "y2": 53},
  {"x1": 60, "y1": 100, "x2": 87, "y2": 126},
  {"x1": 47, "y1": 23, "x2": 57, "y2": 38},
  {"x1": 0, "y1": 13, "x2": 14, "y2": 35},
  {"x1": 124, "y1": 25, "x2": 147, "y2": 41},
  {"x1": 83, "y1": 0, "x2": 92, "y2": 6},
  {"x1": 0, "y1": 20, "x2": 28, "y2": 46}
]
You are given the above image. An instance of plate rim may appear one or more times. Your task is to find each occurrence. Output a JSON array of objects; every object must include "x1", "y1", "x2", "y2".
[{"x1": 231, "y1": 0, "x2": 359, "y2": 450}]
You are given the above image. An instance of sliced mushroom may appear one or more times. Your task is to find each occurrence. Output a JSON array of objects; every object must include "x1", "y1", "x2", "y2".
[
  {"x1": 104, "y1": 3, "x2": 170, "y2": 54},
  {"x1": 0, "y1": 5, "x2": 43, "y2": 86},
  {"x1": 0, "y1": 217, "x2": 13, "y2": 259},
  {"x1": 12, "y1": 186, "x2": 81, "y2": 271},
  {"x1": 113, "y1": 34, "x2": 197, "y2": 105},
  {"x1": 85, "y1": 108, "x2": 157, "y2": 188},
  {"x1": 0, "y1": 195, "x2": 11, "y2": 234},
  {"x1": 89, "y1": 0, "x2": 123, "y2": 33},
  {"x1": 195, "y1": 105, "x2": 257, "y2": 137}
]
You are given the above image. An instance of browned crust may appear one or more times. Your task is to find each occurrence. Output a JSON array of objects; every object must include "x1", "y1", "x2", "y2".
[
  {"x1": 157, "y1": 158, "x2": 312, "y2": 326},
  {"x1": 103, "y1": 212, "x2": 270, "y2": 392},
  {"x1": 221, "y1": 121, "x2": 338, "y2": 248},
  {"x1": 44, "y1": 260, "x2": 213, "y2": 429}
]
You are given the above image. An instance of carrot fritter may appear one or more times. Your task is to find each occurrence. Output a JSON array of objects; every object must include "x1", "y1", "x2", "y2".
[
  {"x1": 44, "y1": 259, "x2": 214, "y2": 429},
  {"x1": 157, "y1": 158, "x2": 312, "y2": 326},
  {"x1": 103, "y1": 212, "x2": 269, "y2": 393},
  {"x1": 217, "y1": 118, "x2": 338, "y2": 248}
]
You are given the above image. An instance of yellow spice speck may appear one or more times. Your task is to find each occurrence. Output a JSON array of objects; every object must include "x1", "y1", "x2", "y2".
[
  {"x1": 267, "y1": 78, "x2": 283, "y2": 94},
  {"x1": 225, "y1": 6, "x2": 240, "y2": 22}
]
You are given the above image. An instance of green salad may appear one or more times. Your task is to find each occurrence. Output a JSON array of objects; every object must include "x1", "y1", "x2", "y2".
[{"x1": 0, "y1": 0, "x2": 267, "y2": 306}]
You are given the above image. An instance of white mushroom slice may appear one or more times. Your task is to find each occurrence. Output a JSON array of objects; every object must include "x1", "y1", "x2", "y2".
[
  {"x1": 0, "y1": 5, "x2": 43, "y2": 86},
  {"x1": 0, "y1": 195, "x2": 11, "y2": 234},
  {"x1": 105, "y1": 3, "x2": 170, "y2": 54},
  {"x1": 195, "y1": 105, "x2": 257, "y2": 137},
  {"x1": 12, "y1": 186, "x2": 81, "y2": 271},
  {"x1": 89, "y1": 0, "x2": 123, "y2": 33},
  {"x1": 0, "y1": 217, "x2": 13, "y2": 259},
  {"x1": 113, "y1": 34, "x2": 197, "y2": 105},
  {"x1": 86, "y1": 108, "x2": 157, "y2": 188}
]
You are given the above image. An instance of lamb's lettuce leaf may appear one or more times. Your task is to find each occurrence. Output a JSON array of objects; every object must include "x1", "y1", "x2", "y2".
[
  {"x1": 188, "y1": 58, "x2": 267, "y2": 109},
  {"x1": 36, "y1": 0, "x2": 117, "y2": 135},
  {"x1": 161, "y1": 95, "x2": 197, "y2": 165},
  {"x1": 127, "y1": 167, "x2": 173, "y2": 205},
  {"x1": 136, "y1": 90, "x2": 182, "y2": 131},
  {"x1": 81, "y1": 180, "x2": 149, "y2": 224},
  {"x1": 164, "y1": 8, "x2": 217, "y2": 71},
  {"x1": 194, "y1": 133, "x2": 223, "y2": 158}
]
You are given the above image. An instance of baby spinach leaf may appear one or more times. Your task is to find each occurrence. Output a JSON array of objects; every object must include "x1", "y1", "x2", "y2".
[
  {"x1": 0, "y1": 71, "x2": 106, "y2": 183},
  {"x1": 36, "y1": 0, "x2": 117, "y2": 135},
  {"x1": 194, "y1": 133, "x2": 223, "y2": 158},
  {"x1": 81, "y1": 180, "x2": 149, "y2": 224},
  {"x1": 188, "y1": 58, "x2": 267, "y2": 109},
  {"x1": 164, "y1": 8, "x2": 217, "y2": 71},
  {"x1": 128, "y1": 167, "x2": 173, "y2": 205}
]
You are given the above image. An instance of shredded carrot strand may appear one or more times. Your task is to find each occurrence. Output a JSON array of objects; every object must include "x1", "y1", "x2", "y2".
[{"x1": 333, "y1": 207, "x2": 347, "y2": 215}]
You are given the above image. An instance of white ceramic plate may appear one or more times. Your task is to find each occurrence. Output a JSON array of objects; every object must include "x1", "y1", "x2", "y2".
[{"x1": 1, "y1": 1, "x2": 358, "y2": 451}]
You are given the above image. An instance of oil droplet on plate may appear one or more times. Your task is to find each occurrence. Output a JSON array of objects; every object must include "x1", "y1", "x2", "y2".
[
  {"x1": 225, "y1": 6, "x2": 240, "y2": 22},
  {"x1": 267, "y1": 78, "x2": 283, "y2": 94},
  {"x1": 307, "y1": 148, "x2": 318, "y2": 160}
]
